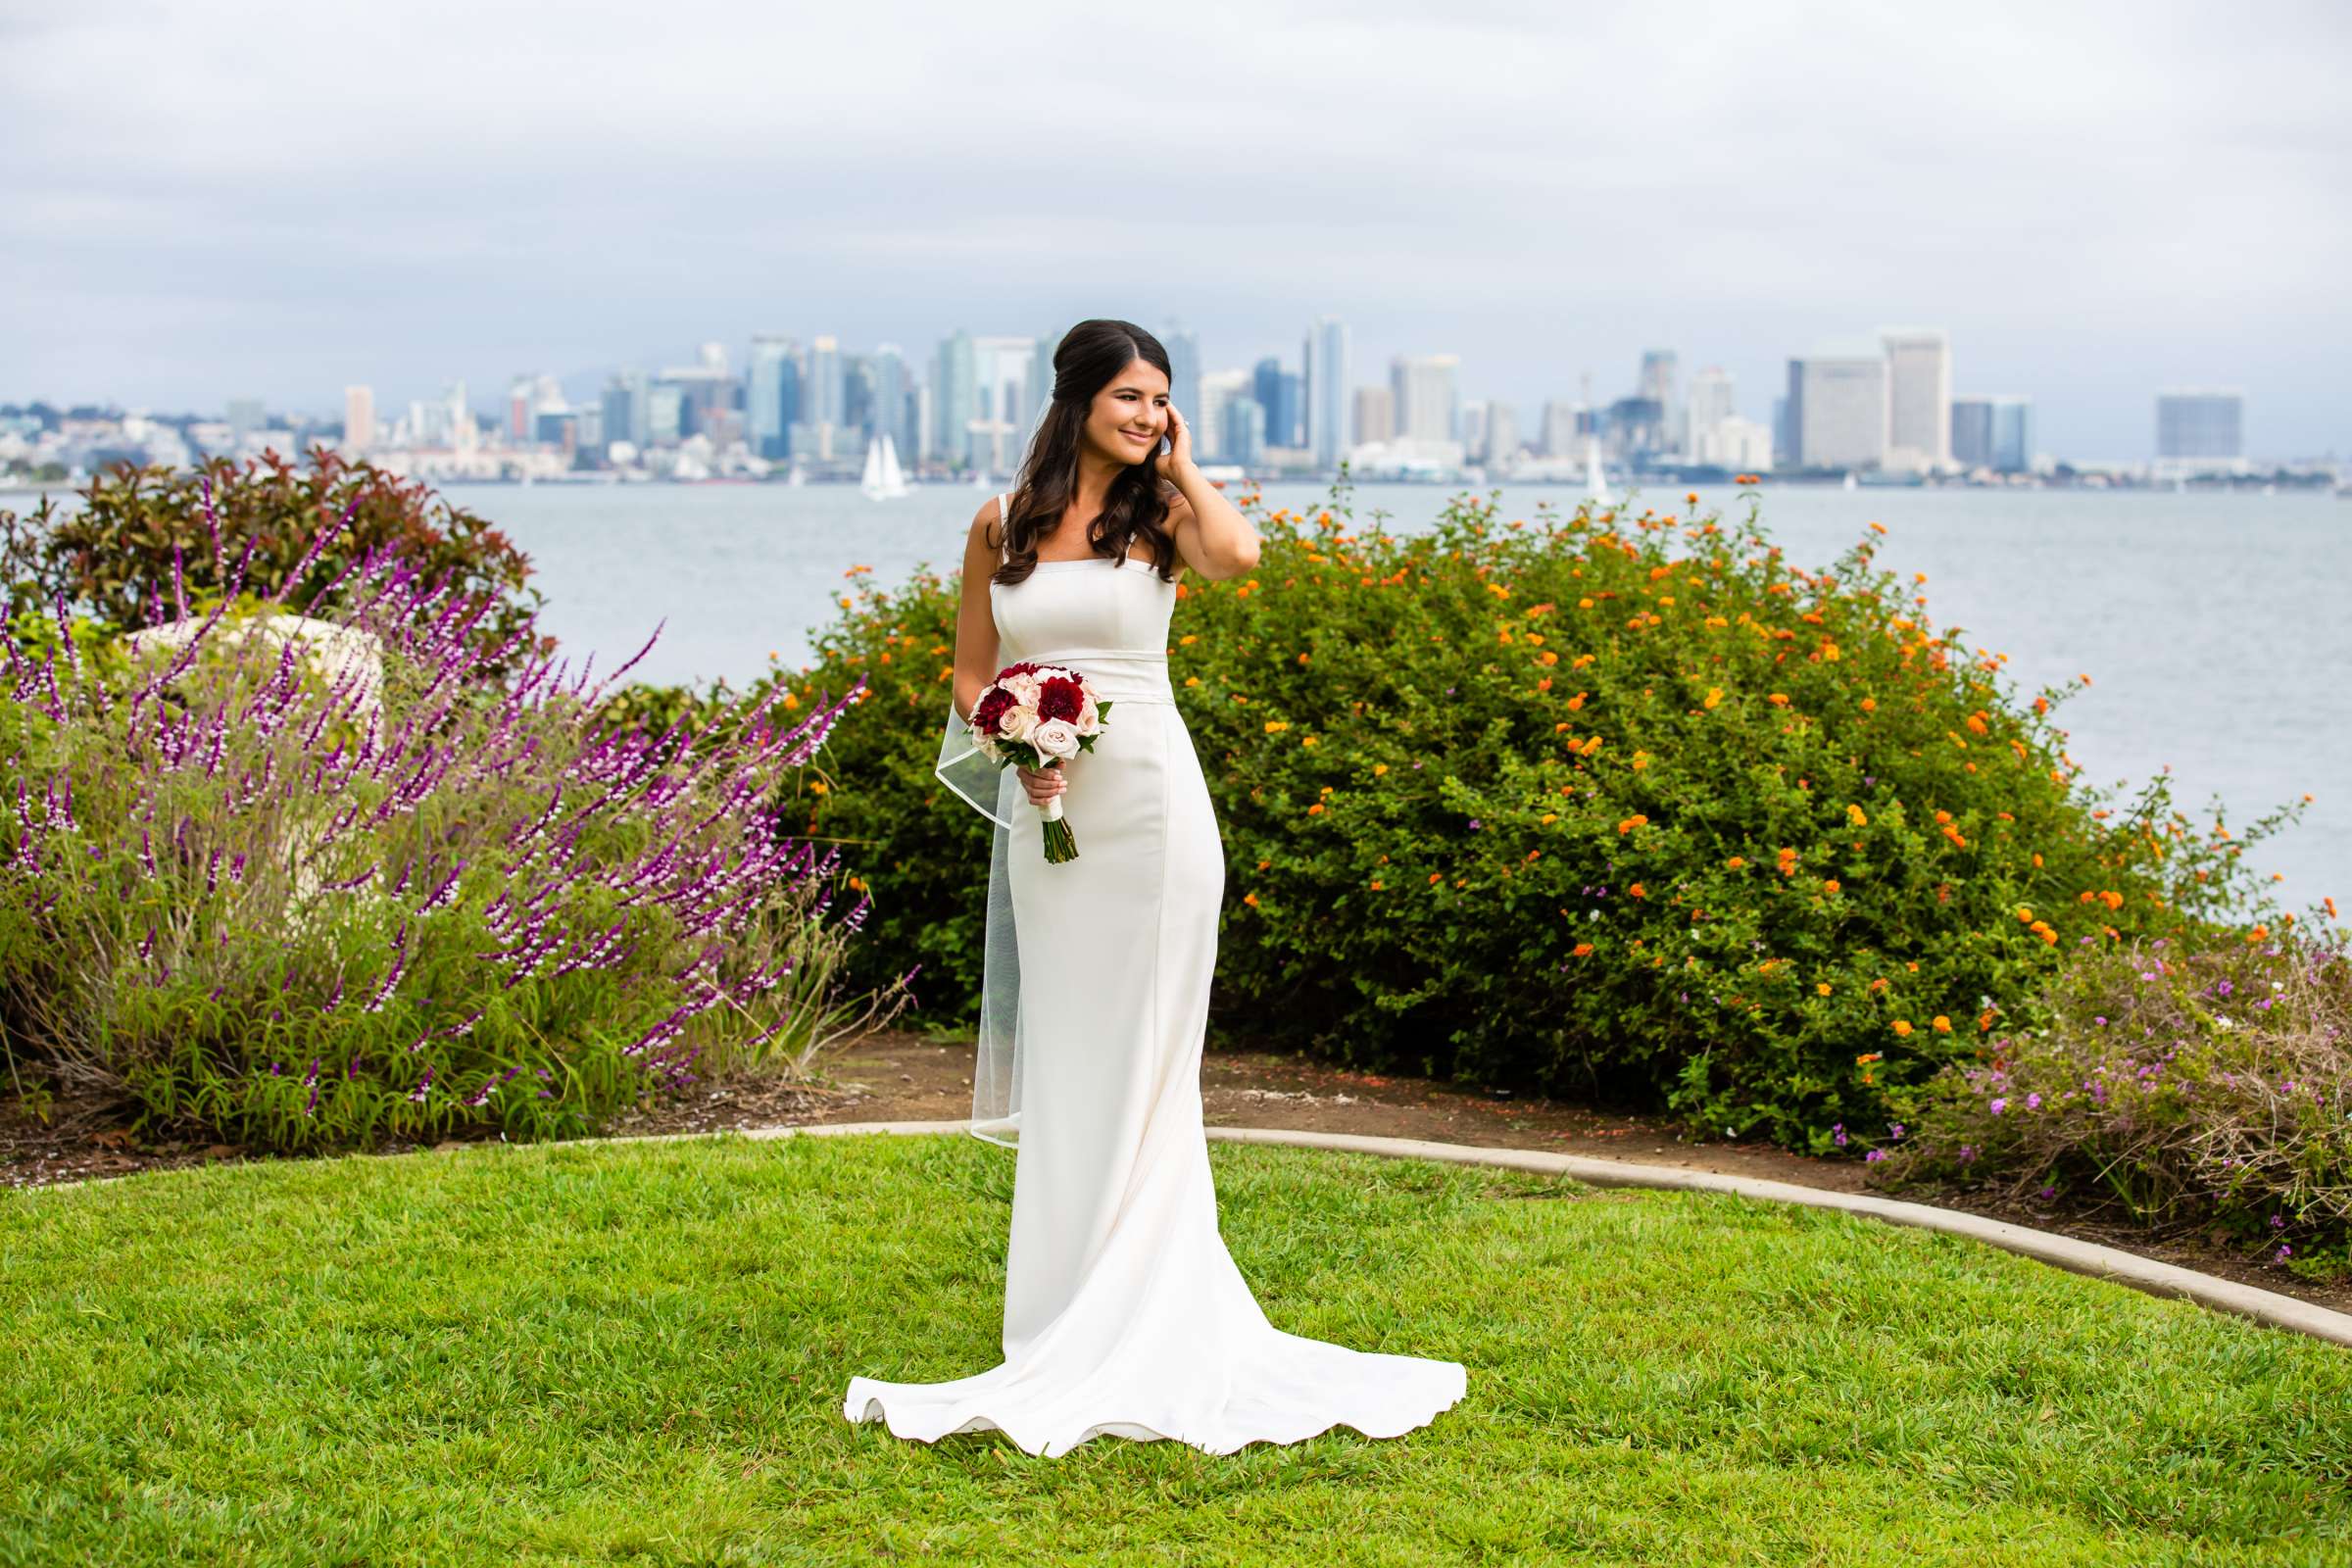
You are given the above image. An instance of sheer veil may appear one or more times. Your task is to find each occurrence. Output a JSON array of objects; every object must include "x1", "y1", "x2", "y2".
[{"x1": 934, "y1": 691, "x2": 1023, "y2": 1148}]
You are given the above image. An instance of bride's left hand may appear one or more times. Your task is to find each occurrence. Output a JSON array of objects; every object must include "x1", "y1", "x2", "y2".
[{"x1": 1152, "y1": 403, "x2": 1194, "y2": 482}]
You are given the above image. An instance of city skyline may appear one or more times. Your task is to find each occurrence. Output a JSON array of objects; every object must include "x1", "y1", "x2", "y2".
[{"x1": 4, "y1": 2, "x2": 2345, "y2": 463}]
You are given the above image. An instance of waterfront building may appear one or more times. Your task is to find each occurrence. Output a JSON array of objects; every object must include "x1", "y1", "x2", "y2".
[
  {"x1": 1354, "y1": 384, "x2": 1395, "y2": 445},
  {"x1": 1163, "y1": 320, "x2": 1200, "y2": 435},
  {"x1": 343, "y1": 385, "x2": 374, "y2": 456},
  {"x1": 1483, "y1": 402, "x2": 1519, "y2": 466},
  {"x1": 747, "y1": 335, "x2": 800, "y2": 459},
  {"x1": 1786, "y1": 343, "x2": 1889, "y2": 469},
  {"x1": 1883, "y1": 327, "x2": 1952, "y2": 473},
  {"x1": 2156, "y1": 388, "x2": 2244, "y2": 469},
  {"x1": 1303, "y1": 317, "x2": 1349, "y2": 467},
  {"x1": 1197, "y1": 369, "x2": 1248, "y2": 463},
  {"x1": 1222, "y1": 396, "x2": 1266, "y2": 467},
  {"x1": 1952, "y1": 394, "x2": 2034, "y2": 473},
  {"x1": 1391, "y1": 354, "x2": 1460, "y2": 444},
  {"x1": 932, "y1": 331, "x2": 976, "y2": 469}
]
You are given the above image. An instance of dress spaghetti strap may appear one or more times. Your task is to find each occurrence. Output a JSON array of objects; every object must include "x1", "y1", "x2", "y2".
[{"x1": 999, "y1": 492, "x2": 1009, "y2": 565}]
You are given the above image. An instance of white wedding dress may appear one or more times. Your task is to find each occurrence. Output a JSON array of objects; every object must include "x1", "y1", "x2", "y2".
[{"x1": 842, "y1": 496, "x2": 1468, "y2": 1458}]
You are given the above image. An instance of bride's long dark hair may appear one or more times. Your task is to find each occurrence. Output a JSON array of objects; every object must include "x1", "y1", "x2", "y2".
[{"x1": 992, "y1": 318, "x2": 1182, "y2": 587}]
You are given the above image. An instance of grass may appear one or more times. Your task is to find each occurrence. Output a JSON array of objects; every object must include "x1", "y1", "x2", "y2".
[{"x1": 0, "y1": 1132, "x2": 2346, "y2": 1567}]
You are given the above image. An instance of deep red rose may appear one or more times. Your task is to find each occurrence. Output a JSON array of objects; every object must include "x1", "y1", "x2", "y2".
[
  {"x1": 972, "y1": 685, "x2": 1016, "y2": 732},
  {"x1": 1036, "y1": 675, "x2": 1084, "y2": 723}
]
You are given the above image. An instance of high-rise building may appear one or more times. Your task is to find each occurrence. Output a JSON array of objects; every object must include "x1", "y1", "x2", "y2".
[
  {"x1": 601, "y1": 373, "x2": 644, "y2": 457},
  {"x1": 747, "y1": 335, "x2": 800, "y2": 460},
  {"x1": 343, "y1": 385, "x2": 374, "y2": 455},
  {"x1": 1786, "y1": 344, "x2": 1889, "y2": 469},
  {"x1": 1221, "y1": 397, "x2": 1266, "y2": 467},
  {"x1": 873, "y1": 343, "x2": 912, "y2": 460},
  {"x1": 1539, "y1": 400, "x2": 1578, "y2": 458},
  {"x1": 1638, "y1": 351, "x2": 1679, "y2": 452},
  {"x1": 508, "y1": 376, "x2": 532, "y2": 441},
  {"x1": 1251, "y1": 357, "x2": 1300, "y2": 449},
  {"x1": 1163, "y1": 321, "x2": 1200, "y2": 433},
  {"x1": 646, "y1": 383, "x2": 684, "y2": 446},
  {"x1": 1639, "y1": 350, "x2": 1677, "y2": 406},
  {"x1": 1198, "y1": 369, "x2": 1249, "y2": 462},
  {"x1": 226, "y1": 399, "x2": 264, "y2": 443},
  {"x1": 1686, "y1": 367, "x2": 1736, "y2": 446},
  {"x1": 2156, "y1": 389, "x2": 2243, "y2": 462},
  {"x1": 808, "y1": 337, "x2": 842, "y2": 430},
  {"x1": 1883, "y1": 328, "x2": 1952, "y2": 472},
  {"x1": 1951, "y1": 397, "x2": 1993, "y2": 469},
  {"x1": 1353, "y1": 385, "x2": 1395, "y2": 446},
  {"x1": 1303, "y1": 317, "x2": 1349, "y2": 467},
  {"x1": 1989, "y1": 397, "x2": 2034, "y2": 473},
  {"x1": 971, "y1": 335, "x2": 1036, "y2": 473},
  {"x1": 932, "y1": 331, "x2": 976, "y2": 469},
  {"x1": 1391, "y1": 355, "x2": 1459, "y2": 444},
  {"x1": 1484, "y1": 402, "x2": 1518, "y2": 466},
  {"x1": 1460, "y1": 401, "x2": 1488, "y2": 465}
]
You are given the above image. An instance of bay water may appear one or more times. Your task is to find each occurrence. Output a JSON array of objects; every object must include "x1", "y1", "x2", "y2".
[{"x1": 387, "y1": 480, "x2": 2351, "y2": 909}]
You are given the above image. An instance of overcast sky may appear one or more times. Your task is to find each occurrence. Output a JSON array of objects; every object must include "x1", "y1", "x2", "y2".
[{"x1": 5, "y1": 0, "x2": 2346, "y2": 459}]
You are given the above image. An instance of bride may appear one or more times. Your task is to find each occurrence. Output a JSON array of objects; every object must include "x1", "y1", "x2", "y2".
[{"x1": 842, "y1": 318, "x2": 1468, "y2": 1457}]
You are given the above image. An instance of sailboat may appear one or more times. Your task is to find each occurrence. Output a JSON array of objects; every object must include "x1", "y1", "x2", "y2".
[
  {"x1": 785, "y1": 457, "x2": 807, "y2": 488},
  {"x1": 860, "y1": 433, "x2": 910, "y2": 501}
]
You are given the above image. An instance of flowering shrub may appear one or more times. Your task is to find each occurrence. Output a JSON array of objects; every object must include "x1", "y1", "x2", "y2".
[
  {"x1": 1875, "y1": 934, "x2": 2352, "y2": 1279},
  {"x1": 777, "y1": 480, "x2": 2306, "y2": 1150},
  {"x1": 0, "y1": 515, "x2": 905, "y2": 1151},
  {"x1": 0, "y1": 449, "x2": 549, "y2": 681}
]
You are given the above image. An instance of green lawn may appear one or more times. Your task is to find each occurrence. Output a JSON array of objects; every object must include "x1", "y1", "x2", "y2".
[{"x1": 1, "y1": 1131, "x2": 2345, "y2": 1567}]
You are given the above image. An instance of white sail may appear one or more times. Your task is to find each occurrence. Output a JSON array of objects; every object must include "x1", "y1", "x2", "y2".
[
  {"x1": 1584, "y1": 435, "x2": 1605, "y2": 500},
  {"x1": 862, "y1": 433, "x2": 910, "y2": 500}
]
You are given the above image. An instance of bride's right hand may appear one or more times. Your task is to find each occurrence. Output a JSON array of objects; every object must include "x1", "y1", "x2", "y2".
[{"x1": 1015, "y1": 761, "x2": 1065, "y2": 807}]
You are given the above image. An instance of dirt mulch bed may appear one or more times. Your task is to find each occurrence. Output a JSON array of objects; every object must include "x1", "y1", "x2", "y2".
[{"x1": 7, "y1": 1028, "x2": 2344, "y2": 1319}]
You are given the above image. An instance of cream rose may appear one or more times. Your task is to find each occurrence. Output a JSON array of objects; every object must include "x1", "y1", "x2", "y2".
[
  {"x1": 998, "y1": 705, "x2": 1040, "y2": 745},
  {"x1": 1030, "y1": 717, "x2": 1081, "y2": 760}
]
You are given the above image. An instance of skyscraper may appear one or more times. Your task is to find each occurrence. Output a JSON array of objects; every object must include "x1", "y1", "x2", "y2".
[
  {"x1": 1303, "y1": 317, "x2": 1349, "y2": 468},
  {"x1": 1221, "y1": 397, "x2": 1266, "y2": 467},
  {"x1": 1391, "y1": 355, "x2": 1460, "y2": 444},
  {"x1": 932, "y1": 331, "x2": 976, "y2": 469},
  {"x1": 1883, "y1": 328, "x2": 1952, "y2": 472},
  {"x1": 747, "y1": 335, "x2": 800, "y2": 459},
  {"x1": 1639, "y1": 350, "x2": 1677, "y2": 406},
  {"x1": 1355, "y1": 385, "x2": 1395, "y2": 446},
  {"x1": 873, "y1": 343, "x2": 911, "y2": 460},
  {"x1": 972, "y1": 335, "x2": 1036, "y2": 473},
  {"x1": 2156, "y1": 390, "x2": 2244, "y2": 463},
  {"x1": 808, "y1": 337, "x2": 842, "y2": 430},
  {"x1": 1163, "y1": 321, "x2": 1200, "y2": 433},
  {"x1": 1250, "y1": 357, "x2": 1300, "y2": 449},
  {"x1": 1198, "y1": 368, "x2": 1249, "y2": 462},
  {"x1": 1950, "y1": 397, "x2": 1992, "y2": 468},
  {"x1": 343, "y1": 385, "x2": 374, "y2": 455},
  {"x1": 1787, "y1": 344, "x2": 1889, "y2": 469},
  {"x1": 1687, "y1": 367, "x2": 1736, "y2": 441},
  {"x1": 1989, "y1": 397, "x2": 2034, "y2": 473}
]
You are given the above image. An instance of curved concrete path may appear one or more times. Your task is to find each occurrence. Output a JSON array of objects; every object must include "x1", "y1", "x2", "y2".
[
  {"x1": 699, "y1": 1117, "x2": 2352, "y2": 1349},
  {"x1": 25, "y1": 1112, "x2": 2346, "y2": 1348}
]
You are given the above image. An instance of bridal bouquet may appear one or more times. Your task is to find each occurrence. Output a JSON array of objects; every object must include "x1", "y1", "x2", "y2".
[{"x1": 967, "y1": 660, "x2": 1111, "y2": 863}]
